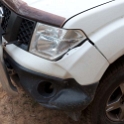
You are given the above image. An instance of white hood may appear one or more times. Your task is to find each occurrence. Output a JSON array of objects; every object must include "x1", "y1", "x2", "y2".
[{"x1": 22, "y1": 0, "x2": 112, "y2": 19}]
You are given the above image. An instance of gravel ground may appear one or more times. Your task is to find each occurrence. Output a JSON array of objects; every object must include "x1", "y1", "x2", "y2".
[{"x1": 0, "y1": 84, "x2": 87, "y2": 124}]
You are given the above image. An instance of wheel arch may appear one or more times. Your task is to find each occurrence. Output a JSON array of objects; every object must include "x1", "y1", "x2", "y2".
[{"x1": 98, "y1": 54, "x2": 124, "y2": 89}]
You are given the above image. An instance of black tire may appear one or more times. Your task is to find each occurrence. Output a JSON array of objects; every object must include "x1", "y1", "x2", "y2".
[{"x1": 85, "y1": 61, "x2": 124, "y2": 124}]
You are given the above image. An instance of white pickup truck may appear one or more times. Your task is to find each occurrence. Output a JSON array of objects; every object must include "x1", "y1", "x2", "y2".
[{"x1": 0, "y1": 0, "x2": 124, "y2": 123}]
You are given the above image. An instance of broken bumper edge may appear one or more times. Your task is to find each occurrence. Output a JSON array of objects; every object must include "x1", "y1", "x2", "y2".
[{"x1": 3, "y1": 51, "x2": 98, "y2": 113}]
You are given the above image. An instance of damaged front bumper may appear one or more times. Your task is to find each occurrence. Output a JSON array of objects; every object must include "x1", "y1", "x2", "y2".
[
  {"x1": 0, "y1": 37, "x2": 99, "y2": 120},
  {"x1": 0, "y1": 39, "x2": 99, "y2": 121},
  {"x1": 3, "y1": 51, "x2": 98, "y2": 112}
]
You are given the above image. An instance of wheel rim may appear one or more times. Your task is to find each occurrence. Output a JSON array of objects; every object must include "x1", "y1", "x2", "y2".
[{"x1": 106, "y1": 83, "x2": 124, "y2": 122}]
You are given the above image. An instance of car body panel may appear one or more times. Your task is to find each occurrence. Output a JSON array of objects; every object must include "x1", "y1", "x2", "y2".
[
  {"x1": 27, "y1": 0, "x2": 112, "y2": 19},
  {"x1": 90, "y1": 17, "x2": 124, "y2": 64},
  {"x1": 3, "y1": 39, "x2": 109, "y2": 85},
  {"x1": 64, "y1": 0, "x2": 124, "y2": 64},
  {"x1": 1, "y1": 0, "x2": 113, "y2": 27}
]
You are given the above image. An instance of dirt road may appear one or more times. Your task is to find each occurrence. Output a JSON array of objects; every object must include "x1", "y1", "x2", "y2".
[{"x1": 0, "y1": 84, "x2": 86, "y2": 124}]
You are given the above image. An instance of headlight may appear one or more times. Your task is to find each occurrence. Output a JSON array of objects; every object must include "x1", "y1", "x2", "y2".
[{"x1": 29, "y1": 23, "x2": 86, "y2": 60}]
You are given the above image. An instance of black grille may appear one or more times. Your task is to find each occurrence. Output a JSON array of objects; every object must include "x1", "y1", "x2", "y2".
[
  {"x1": 0, "y1": 2, "x2": 11, "y2": 32},
  {"x1": 17, "y1": 19, "x2": 36, "y2": 45},
  {"x1": 0, "y1": 1, "x2": 36, "y2": 50}
]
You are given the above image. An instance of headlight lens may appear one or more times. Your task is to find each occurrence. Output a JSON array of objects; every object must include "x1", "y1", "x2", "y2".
[{"x1": 29, "y1": 23, "x2": 86, "y2": 60}]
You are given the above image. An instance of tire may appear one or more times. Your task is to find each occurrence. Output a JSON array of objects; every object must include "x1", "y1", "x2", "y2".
[{"x1": 85, "y1": 61, "x2": 124, "y2": 124}]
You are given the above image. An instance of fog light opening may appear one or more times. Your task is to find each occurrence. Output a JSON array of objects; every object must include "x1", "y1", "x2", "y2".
[{"x1": 37, "y1": 82, "x2": 55, "y2": 97}]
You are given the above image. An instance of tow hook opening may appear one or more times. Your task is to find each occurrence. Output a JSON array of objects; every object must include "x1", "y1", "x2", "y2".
[{"x1": 37, "y1": 82, "x2": 55, "y2": 97}]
